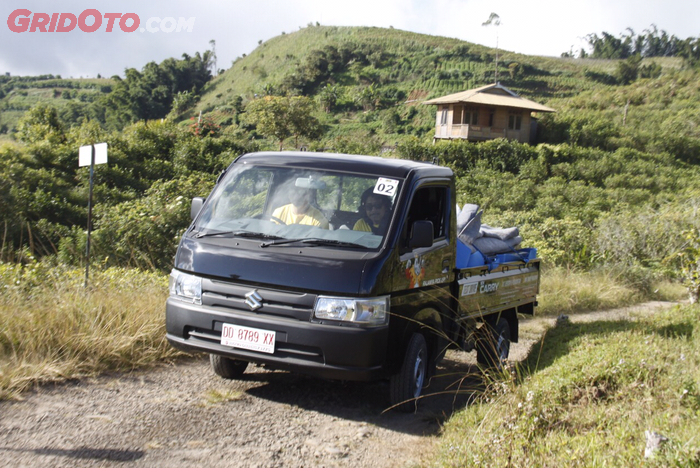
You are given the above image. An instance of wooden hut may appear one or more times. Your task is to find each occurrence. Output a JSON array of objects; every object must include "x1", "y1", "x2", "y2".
[{"x1": 423, "y1": 83, "x2": 555, "y2": 144}]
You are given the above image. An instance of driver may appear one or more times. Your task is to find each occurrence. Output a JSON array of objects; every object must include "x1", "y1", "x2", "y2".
[{"x1": 272, "y1": 186, "x2": 329, "y2": 229}]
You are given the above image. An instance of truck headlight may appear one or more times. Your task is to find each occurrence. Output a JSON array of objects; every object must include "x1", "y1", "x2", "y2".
[
  {"x1": 313, "y1": 296, "x2": 389, "y2": 327},
  {"x1": 169, "y1": 269, "x2": 202, "y2": 305}
]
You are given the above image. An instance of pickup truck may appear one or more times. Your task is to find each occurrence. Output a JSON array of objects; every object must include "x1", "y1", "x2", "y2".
[{"x1": 166, "y1": 151, "x2": 540, "y2": 411}]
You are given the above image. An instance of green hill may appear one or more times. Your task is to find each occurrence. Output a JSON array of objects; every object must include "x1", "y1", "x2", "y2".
[
  {"x1": 189, "y1": 25, "x2": 693, "y2": 152},
  {"x1": 0, "y1": 75, "x2": 114, "y2": 135},
  {"x1": 1, "y1": 24, "x2": 699, "y2": 284}
]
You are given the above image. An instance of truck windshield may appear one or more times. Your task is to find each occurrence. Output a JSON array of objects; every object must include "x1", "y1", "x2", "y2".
[{"x1": 193, "y1": 164, "x2": 402, "y2": 250}]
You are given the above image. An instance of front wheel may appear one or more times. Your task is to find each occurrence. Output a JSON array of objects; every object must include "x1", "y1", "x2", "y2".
[
  {"x1": 390, "y1": 333, "x2": 428, "y2": 412},
  {"x1": 476, "y1": 317, "x2": 510, "y2": 369},
  {"x1": 210, "y1": 354, "x2": 248, "y2": 379}
]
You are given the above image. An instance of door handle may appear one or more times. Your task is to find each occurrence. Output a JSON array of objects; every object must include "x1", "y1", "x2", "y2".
[{"x1": 442, "y1": 258, "x2": 451, "y2": 273}]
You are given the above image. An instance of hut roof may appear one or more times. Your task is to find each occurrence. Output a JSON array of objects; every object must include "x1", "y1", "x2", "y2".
[{"x1": 423, "y1": 83, "x2": 555, "y2": 113}]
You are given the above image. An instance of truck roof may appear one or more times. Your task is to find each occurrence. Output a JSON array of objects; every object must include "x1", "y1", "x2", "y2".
[{"x1": 235, "y1": 151, "x2": 454, "y2": 179}]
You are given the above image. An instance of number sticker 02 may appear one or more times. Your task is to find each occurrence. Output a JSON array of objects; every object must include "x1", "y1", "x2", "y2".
[{"x1": 373, "y1": 177, "x2": 398, "y2": 197}]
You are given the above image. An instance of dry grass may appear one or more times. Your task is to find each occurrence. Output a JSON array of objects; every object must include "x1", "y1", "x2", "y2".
[
  {"x1": 538, "y1": 267, "x2": 685, "y2": 317},
  {"x1": 0, "y1": 261, "x2": 181, "y2": 400},
  {"x1": 0, "y1": 261, "x2": 687, "y2": 401}
]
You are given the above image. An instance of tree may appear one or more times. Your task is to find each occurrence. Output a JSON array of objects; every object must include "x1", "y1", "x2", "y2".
[
  {"x1": 318, "y1": 84, "x2": 339, "y2": 113},
  {"x1": 288, "y1": 96, "x2": 322, "y2": 147},
  {"x1": 616, "y1": 54, "x2": 642, "y2": 85},
  {"x1": 353, "y1": 84, "x2": 379, "y2": 111},
  {"x1": 209, "y1": 40, "x2": 217, "y2": 77},
  {"x1": 243, "y1": 96, "x2": 321, "y2": 150},
  {"x1": 15, "y1": 103, "x2": 65, "y2": 144}
]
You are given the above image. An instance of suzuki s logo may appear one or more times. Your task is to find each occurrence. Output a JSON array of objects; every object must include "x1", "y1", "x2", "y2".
[{"x1": 244, "y1": 290, "x2": 263, "y2": 311}]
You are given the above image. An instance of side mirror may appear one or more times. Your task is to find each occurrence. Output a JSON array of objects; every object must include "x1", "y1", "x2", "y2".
[
  {"x1": 191, "y1": 197, "x2": 205, "y2": 220},
  {"x1": 409, "y1": 220, "x2": 434, "y2": 249}
]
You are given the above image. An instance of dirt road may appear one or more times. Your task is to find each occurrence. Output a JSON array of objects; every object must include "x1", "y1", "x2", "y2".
[{"x1": 0, "y1": 301, "x2": 676, "y2": 467}]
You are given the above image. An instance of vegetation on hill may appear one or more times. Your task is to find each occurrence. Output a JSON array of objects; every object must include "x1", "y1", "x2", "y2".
[
  {"x1": 0, "y1": 51, "x2": 213, "y2": 134},
  {"x1": 1, "y1": 25, "x2": 699, "y2": 290},
  {"x1": 570, "y1": 24, "x2": 700, "y2": 63}
]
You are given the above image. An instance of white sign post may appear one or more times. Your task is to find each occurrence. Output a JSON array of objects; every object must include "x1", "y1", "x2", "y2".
[{"x1": 79, "y1": 143, "x2": 108, "y2": 288}]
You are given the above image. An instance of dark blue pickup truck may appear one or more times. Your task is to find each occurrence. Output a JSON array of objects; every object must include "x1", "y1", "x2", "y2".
[{"x1": 166, "y1": 151, "x2": 540, "y2": 411}]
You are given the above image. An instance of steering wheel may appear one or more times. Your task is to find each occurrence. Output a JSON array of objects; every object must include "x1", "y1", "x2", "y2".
[{"x1": 270, "y1": 215, "x2": 287, "y2": 225}]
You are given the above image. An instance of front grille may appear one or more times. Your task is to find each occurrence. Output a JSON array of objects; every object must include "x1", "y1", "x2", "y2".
[{"x1": 201, "y1": 278, "x2": 316, "y2": 321}]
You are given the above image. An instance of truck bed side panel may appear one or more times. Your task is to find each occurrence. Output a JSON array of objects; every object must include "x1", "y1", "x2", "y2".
[{"x1": 456, "y1": 260, "x2": 540, "y2": 318}]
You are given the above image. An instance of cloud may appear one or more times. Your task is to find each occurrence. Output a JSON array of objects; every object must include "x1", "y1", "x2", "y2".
[{"x1": 0, "y1": 0, "x2": 698, "y2": 76}]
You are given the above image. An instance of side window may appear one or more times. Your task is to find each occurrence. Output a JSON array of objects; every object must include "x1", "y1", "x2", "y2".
[
  {"x1": 405, "y1": 185, "x2": 449, "y2": 244},
  {"x1": 440, "y1": 107, "x2": 449, "y2": 125},
  {"x1": 508, "y1": 113, "x2": 522, "y2": 130}
]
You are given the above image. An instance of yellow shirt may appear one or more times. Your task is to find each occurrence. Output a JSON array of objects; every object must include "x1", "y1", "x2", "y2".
[
  {"x1": 272, "y1": 204, "x2": 329, "y2": 229},
  {"x1": 353, "y1": 218, "x2": 380, "y2": 233}
]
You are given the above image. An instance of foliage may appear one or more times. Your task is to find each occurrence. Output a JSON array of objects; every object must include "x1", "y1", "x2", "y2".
[
  {"x1": 0, "y1": 114, "x2": 251, "y2": 269},
  {"x1": 189, "y1": 115, "x2": 221, "y2": 137},
  {"x1": 433, "y1": 304, "x2": 700, "y2": 467},
  {"x1": 14, "y1": 103, "x2": 65, "y2": 145},
  {"x1": 243, "y1": 95, "x2": 322, "y2": 149},
  {"x1": 585, "y1": 25, "x2": 691, "y2": 60},
  {"x1": 4, "y1": 26, "x2": 700, "y2": 284},
  {"x1": 678, "y1": 228, "x2": 700, "y2": 303},
  {"x1": 102, "y1": 52, "x2": 213, "y2": 127},
  {"x1": 317, "y1": 83, "x2": 340, "y2": 112},
  {"x1": 615, "y1": 54, "x2": 642, "y2": 85},
  {"x1": 397, "y1": 138, "x2": 700, "y2": 274},
  {"x1": 170, "y1": 89, "x2": 198, "y2": 117}
]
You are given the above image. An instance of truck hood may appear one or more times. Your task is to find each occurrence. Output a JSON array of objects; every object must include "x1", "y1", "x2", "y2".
[{"x1": 175, "y1": 237, "x2": 374, "y2": 295}]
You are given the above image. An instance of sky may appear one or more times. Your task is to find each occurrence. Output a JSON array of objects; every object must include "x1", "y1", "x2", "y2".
[{"x1": 1, "y1": 0, "x2": 699, "y2": 78}]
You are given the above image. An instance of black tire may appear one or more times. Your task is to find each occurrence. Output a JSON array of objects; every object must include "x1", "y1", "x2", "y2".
[
  {"x1": 210, "y1": 354, "x2": 248, "y2": 379},
  {"x1": 390, "y1": 333, "x2": 428, "y2": 412},
  {"x1": 476, "y1": 317, "x2": 510, "y2": 369}
]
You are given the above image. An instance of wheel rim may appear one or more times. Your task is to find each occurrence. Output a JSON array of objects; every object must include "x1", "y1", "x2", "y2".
[{"x1": 412, "y1": 348, "x2": 426, "y2": 398}]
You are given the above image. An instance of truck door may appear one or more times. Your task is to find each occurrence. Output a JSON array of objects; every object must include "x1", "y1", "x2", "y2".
[{"x1": 395, "y1": 183, "x2": 452, "y2": 295}]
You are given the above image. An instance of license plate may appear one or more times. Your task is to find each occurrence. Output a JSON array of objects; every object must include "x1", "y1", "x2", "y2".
[{"x1": 221, "y1": 323, "x2": 276, "y2": 354}]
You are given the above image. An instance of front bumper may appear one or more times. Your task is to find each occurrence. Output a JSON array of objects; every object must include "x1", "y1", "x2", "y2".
[{"x1": 166, "y1": 298, "x2": 390, "y2": 381}]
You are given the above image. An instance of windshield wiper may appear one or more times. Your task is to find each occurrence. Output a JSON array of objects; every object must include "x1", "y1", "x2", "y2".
[
  {"x1": 260, "y1": 237, "x2": 365, "y2": 249},
  {"x1": 194, "y1": 230, "x2": 283, "y2": 240}
]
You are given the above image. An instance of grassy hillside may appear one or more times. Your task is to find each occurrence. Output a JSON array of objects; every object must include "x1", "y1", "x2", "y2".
[
  {"x1": 191, "y1": 25, "x2": 693, "y2": 153},
  {"x1": 0, "y1": 75, "x2": 114, "y2": 133},
  {"x1": 1, "y1": 25, "x2": 699, "y2": 278}
]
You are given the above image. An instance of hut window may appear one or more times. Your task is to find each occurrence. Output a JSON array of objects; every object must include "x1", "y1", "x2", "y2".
[
  {"x1": 463, "y1": 108, "x2": 478, "y2": 125},
  {"x1": 508, "y1": 113, "x2": 522, "y2": 130},
  {"x1": 440, "y1": 108, "x2": 449, "y2": 125},
  {"x1": 452, "y1": 106, "x2": 463, "y2": 125}
]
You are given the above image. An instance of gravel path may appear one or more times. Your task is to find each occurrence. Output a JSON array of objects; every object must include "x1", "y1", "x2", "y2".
[
  {"x1": 0, "y1": 301, "x2": 678, "y2": 467},
  {"x1": 0, "y1": 351, "x2": 482, "y2": 467}
]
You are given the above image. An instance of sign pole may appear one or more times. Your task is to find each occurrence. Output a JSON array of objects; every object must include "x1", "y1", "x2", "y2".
[
  {"x1": 79, "y1": 141, "x2": 107, "y2": 289},
  {"x1": 85, "y1": 144, "x2": 95, "y2": 288}
]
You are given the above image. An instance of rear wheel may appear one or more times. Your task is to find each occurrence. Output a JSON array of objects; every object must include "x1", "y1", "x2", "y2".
[
  {"x1": 390, "y1": 333, "x2": 428, "y2": 412},
  {"x1": 210, "y1": 354, "x2": 248, "y2": 379},
  {"x1": 476, "y1": 317, "x2": 510, "y2": 369}
]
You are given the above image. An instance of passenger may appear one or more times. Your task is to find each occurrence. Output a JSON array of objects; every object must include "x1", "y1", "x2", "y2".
[
  {"x1": 272, "y1": 186, "x2": 329, "y2": 229},
  {"x1": 353, "y1": 187, "x2": 391, "y2": 234}
]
